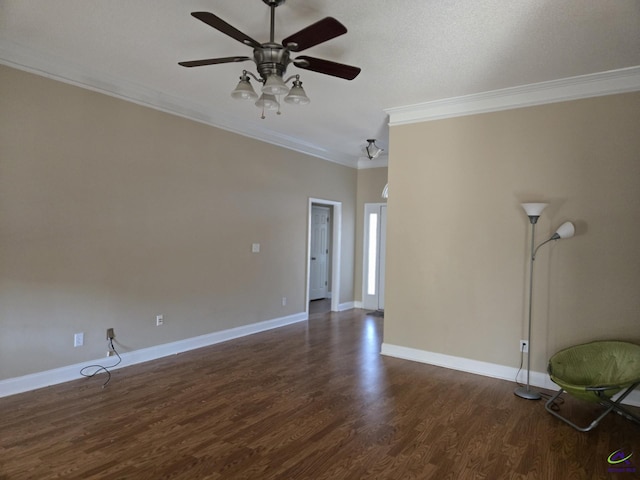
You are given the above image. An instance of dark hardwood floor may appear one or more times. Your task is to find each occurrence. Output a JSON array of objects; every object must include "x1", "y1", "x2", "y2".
[
  {"x1": 308, "y1": 298, "x2": 331, "y2": 315},
  {"x1": 1, "y1": 309, "x2": 638, "y2": 479}
]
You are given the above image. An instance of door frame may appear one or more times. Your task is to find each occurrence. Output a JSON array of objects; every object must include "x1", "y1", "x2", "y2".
[{"x1": 306, "y1": 198, "x2": 342, "y2": 313}]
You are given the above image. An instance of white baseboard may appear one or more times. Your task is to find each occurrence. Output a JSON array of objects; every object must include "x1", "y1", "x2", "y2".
[
  {"x1": 381, "y1": 343, "x2": 640, "y2": 408},
  {"x1": 338, "y1": 301, "x2": 356, "y2": 311},
  {"x1": 353, "y1": 301, "x2": 364, "y2": 309},
  {"x1": 0, "y1": 312, "x2": 308, "y2": 399}
]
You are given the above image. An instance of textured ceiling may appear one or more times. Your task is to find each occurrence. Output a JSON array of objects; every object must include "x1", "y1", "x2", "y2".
[{"x1": 1, "y1": 0, "x2": 639, "y2": 167}]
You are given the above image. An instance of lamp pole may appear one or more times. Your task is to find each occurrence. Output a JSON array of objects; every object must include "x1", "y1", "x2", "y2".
[{"x1": 515, "y1": 215, "x2": 542, "y2": 400}]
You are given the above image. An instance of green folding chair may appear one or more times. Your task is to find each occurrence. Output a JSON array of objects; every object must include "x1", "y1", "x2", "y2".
[{"x1": 545, "y1": 340, "x2": 640, "y2": 432}]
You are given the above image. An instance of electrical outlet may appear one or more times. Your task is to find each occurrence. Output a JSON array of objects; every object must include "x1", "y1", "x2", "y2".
[
  {"x1": 106, "y1": 328, "x2": 115, "y2": 340},
  {"x1": 282, "y1": 297, "x2": 287, "y2": 306},
  {"x1": 520, "y1": 340, "x2": 529, "y2": 353},
  {"x1": 74, "y1": 332, "x2": 84, "y2": 347},
  {"x1": 156, "y1": 314, "x2": 164, "y2": 326},
  {"x1": 107, "y1": 350, "x2": 115, "y2": 357}
]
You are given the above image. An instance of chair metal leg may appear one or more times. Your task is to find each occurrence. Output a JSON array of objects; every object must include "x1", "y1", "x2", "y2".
[
  {"x1": 545, "y1": 389, "x2": 615, "y2": 432},
  {"x1": 545, "y1": 382, "x2": 640, "y2": 432},
  {"x1": 597, "y1": 382, "x2": 640, "y2": 426}
]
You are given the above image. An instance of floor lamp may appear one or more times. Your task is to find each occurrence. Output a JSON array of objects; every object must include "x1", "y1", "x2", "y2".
[{"x1": 515, "y1": 203, "x2": 576, "y2": 400}]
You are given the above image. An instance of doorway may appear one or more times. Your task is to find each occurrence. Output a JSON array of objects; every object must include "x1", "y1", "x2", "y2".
[
  {"x1": 306, "y1": 198, "x2": 342, "y2": 314},
  {"x1": 309, "y1": 205, "x2": 330, "y2": 301},
  {"x1": 362, "y1": 203, "x2": 387, "y2": 312}
]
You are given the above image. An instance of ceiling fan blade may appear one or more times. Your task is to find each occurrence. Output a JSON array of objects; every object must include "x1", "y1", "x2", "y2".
[
  {"x1": 294, "y1": 56, "x2": 361, "y2": 80},
  {"x1": 179, "y1": 56, "x2": 251, "y2": 68},
  {"x1": 191, "y1": 12, "x2": 262, "y2": 49},
  {"x1": 282, "y1": 17, "x2": 347, "y2": 52}
]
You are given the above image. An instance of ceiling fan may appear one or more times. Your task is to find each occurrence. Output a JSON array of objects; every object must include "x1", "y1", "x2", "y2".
[{"x1": 178, "y1": 0, "x2": 361, "y2": 116}]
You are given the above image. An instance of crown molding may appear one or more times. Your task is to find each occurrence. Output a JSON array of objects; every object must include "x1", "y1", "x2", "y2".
[
  {"x1": 5, "y1": 40, "x2": 638, "y2": 167},
  {"x1": 0, "y1": 41, "x2": 358, "y2": 169},
  {"x1": 385, "y1": 66, "x2": 640, "y2": 126}
]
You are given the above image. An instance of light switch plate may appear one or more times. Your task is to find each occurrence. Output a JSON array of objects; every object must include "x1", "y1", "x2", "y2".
[{"x1": 252, "y1": 243, "x2": 260, "y2": 253}]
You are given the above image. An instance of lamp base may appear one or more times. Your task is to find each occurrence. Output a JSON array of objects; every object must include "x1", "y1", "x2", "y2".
[{"x1": 514, "y1": 386, "x2": 541, "y2": 400}]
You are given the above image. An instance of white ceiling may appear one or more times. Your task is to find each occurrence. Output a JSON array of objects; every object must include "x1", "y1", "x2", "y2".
[{"x1": 1, "y1": 0, "x2": 639, "y2": 168}]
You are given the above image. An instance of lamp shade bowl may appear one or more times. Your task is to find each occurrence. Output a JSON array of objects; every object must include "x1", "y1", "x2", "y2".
[
  {"x1": 554, "y1": 221, "x2": 575, "y2": 239},
  {"x1": 255, "y1": 93, "x2": 279, "y2": 111},
  {"x1": 521, "y1": 203, "x2": 548, "y2": 217},
  {"x1": 283, "y1": 84, "x2": 310, "y2": 105},
  {"x1": 262, "y1": 75, "x2": 289, "y2": 95},
  {"x1": 231, "y1": 79, "x2": 258, "y2": 100}
]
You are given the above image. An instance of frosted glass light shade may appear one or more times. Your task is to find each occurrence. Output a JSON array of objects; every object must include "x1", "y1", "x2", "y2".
[
  {"x1": 262, "y1": 75, "x2": 289, "y2": 95},
  {"x1": 521, "y1": 203, "x2": 548, "y2": 217},
  {"x1": 230, "y1": 78, "x2": 258, "y2": 100},
  {"x1": 554, "y1": 221, "x2": 575, "y2": 239},
  {"x1": 366, "y1": 139, "x2": 383, "y2": 160},
  {"x1": 255, "y1": 93, "x2": 279, "y2": 111},
  {"x1": 368, "y1": 145, "x2": 382, "y2": 159},
  {"x1": 284, "y1": 84, "x2": 310, "y2": 105}
]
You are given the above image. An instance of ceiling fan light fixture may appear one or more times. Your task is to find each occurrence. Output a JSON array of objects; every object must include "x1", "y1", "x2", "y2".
[
  {"x1": 180, "y1": 5, "x2": 360, "y2": 119},
  {"x1": 262, "y1": 74, "x2": 290, "y2": 95},
  {"x1": 283, "y1": 76, "x2": 310, "y2": 105},
  {"x1": 230, "y1": 72, "x2": 258, "y2": 100},
  {"x1": 255, "y1": 93, "x2": 280, "y2": 111}
]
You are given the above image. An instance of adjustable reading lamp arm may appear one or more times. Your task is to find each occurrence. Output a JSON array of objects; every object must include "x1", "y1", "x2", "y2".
[
  {"x1": 532, "y1": 220, "x2": 575, "y2": 260},
  {"x1": 532, "y1": 234, "x2": 561, "y2": 260}
]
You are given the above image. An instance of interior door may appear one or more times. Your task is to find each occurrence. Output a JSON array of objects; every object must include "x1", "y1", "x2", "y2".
[
  {"x1": 363, "y1": 203, "x2": 387, "y2": 311},
  {"x1": 309, "y1": 206, "x2": 330, "y2": 300}
]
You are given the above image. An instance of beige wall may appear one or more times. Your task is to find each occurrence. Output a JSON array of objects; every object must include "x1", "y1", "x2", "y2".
[
  {"x1": 0, "y1": 65, "x2": 358, "y2": 380},
  {"x1": 384, "y1": 92, "x2": 640, "y2": 373},
  {"x1": 354, "y1": 167, "x2": 388, "y2": 302}
]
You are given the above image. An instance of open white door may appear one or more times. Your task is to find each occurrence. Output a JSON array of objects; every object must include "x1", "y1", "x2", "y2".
[
  {"x1": 309, "y1": 206, "x2": 330, "y2": 300},
  {"x1": 363, "y1": 203, "x2": 387, "y2": 311},
  {"x1": 306, "y1": 198, "x2": 342, "y2": 313}
]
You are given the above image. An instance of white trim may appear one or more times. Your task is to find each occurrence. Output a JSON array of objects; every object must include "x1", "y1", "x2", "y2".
[
  {"x1": 385, "y1": 66, "x2": 640, "y2": 126},
  {"x1": 338, "y1": 302, "x2": 356, "y2": 312},
  {"x1": 0, "y1": 312, "x2": 307, "y2": 399},
  {"x1": 6, "y1": 43, "x2": 637, "y2": 167},
  {"x1": 306, "y1": 199, "x2": 342, "y2": 314},
  {"x1": 380, "y1": 343, "x2": 640, "y2": 408},
  {"x1": 354, "y1": 301, "x2": 364, "y2": 309}
]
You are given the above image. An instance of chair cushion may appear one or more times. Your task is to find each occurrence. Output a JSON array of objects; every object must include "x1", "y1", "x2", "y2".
[{"x1": 548, "y1": 341, "x2": 640, "y2": 402}]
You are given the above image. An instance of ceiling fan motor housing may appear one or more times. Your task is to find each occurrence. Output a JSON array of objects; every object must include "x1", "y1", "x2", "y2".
[{"x1": 254, "y1": 44, "x2": 290, "y2": 80}]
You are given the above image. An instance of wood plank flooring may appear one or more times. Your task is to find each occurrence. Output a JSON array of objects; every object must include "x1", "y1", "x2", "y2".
[{"x1": 1, "y1": 309, "x2": 638, "y2": 479}]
